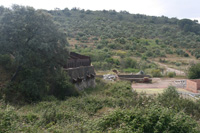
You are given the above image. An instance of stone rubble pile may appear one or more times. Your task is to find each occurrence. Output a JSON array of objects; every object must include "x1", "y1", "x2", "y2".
[{"x1": 103, "y1": 74, "x2": 117, "y2": 81}]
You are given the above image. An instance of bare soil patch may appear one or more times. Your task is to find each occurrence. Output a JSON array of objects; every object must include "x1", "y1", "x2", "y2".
[
  {"x1": 132, "y1": 78, "x2": 184, "y2": 89},
  {"x1": 132, "y1": 78, "x2": 190, "y2": 94}
]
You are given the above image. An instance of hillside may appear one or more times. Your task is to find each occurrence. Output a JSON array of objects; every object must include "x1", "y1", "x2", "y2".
[
  {"x1": 49, "y1": 8, "x2": 200, "y2": 47},
  {"x1": 1, "y1": 7, "x2": 200, "y2": 73},
  {"x1": 47, "y1": 8, "x2": 200, "y2": 72}
]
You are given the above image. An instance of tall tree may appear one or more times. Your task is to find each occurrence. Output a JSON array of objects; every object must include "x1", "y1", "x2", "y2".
[
  {"x1": 0, "y1": 5, "x2": 69, "y2": 70},
  {"x1": 0, "y1": 5, "x2": 74, "y2": 102}
]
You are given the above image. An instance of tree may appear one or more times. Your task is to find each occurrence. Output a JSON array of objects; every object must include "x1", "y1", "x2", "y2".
[
  {"x1": 0, "y1": 5, "x2": 68, "y2": 69},
  {"x1": 188, "y1": 63, "x2": 200, "y2": 79},
  {"x1": 0, "y1": 5, "x2": 75, "y2": 102}
]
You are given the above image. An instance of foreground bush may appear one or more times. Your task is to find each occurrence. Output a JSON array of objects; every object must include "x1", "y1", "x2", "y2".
[
  {"x1": 92, "y1": 106, "x2": 199, "y2": 132},
  {"x1": 0, "y1": 82, "x2": 200, "y2": 132},
  {"x1": 158, "y1": 86, "x2": 200, "y2": 120}
]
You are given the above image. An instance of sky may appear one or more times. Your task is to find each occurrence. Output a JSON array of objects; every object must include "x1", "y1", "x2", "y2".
[{"x1": 1, "y1": 0, "x2": 200, "y2": 21}]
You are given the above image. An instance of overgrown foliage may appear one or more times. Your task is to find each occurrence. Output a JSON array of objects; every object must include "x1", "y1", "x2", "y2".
[
  {"x1": 92, "y1": 106, "x2": 198, "y2": 132},
  {"x1": 0, "y1": 80, "x2": 200, "y2": 132},
  {"x1": 0, "y1": 5, "x2": 77, "y2": 103},
  {"x1": 151, "y1": 69, "x2": 162, "y2": 77}
]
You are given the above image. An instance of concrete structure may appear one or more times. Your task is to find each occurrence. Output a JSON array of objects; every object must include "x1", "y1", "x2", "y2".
[
  {"x1": 64, "y1": 52, "x2": 95, "y2": 90},
  {"x1": 186, "y1": 79, "x2": 200, "y2": 93},
  {"x1": 118, "y1": 74, "x2": 152, "y2": 83}
]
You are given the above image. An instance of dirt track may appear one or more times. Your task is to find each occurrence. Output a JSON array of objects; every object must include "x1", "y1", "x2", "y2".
[{"x1": 156, "y1": 62, "x2": 186, "y2": 76}]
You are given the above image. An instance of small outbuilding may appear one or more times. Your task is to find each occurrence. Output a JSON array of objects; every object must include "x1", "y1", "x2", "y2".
[{"x1": 64, "y1": 52, "x2": 96, "y2": 90}]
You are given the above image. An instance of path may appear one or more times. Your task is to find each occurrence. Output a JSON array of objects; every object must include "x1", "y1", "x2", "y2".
[{"x1": 156, "y1": 62, "x2": 186, "y2": 76}]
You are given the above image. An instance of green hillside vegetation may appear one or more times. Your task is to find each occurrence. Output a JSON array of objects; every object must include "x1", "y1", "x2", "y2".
[
  {"x1": 1, "y1": 6, "x2": 200, "y2": 73},
  {"x1": 45, "y1": 8, "x2": 200, "y2": 72},
  {"x1": 0, "y1": 80, "x2": 200, "y2": 132}
]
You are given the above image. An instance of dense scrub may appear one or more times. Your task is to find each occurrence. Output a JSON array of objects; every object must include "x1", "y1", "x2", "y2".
[
  {"x1": 45, "y1": 8, "x2": 200, "y2": 71},
  {"x1": 0, "y1": 5, "x2": 197, "y2": 76},
  {"x1": 0, "y1": 80, "x2": 199, "y2": 132}
]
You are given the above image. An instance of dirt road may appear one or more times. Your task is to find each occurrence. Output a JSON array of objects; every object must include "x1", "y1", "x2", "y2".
[{"x1": 156, "y1": 62, "x2": 186, "y2": 76}]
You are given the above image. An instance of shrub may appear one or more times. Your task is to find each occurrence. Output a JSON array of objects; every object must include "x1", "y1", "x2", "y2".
[
  {"x1": 167, "y1": 72, "x2": 176, "y2": 78},
  {"x1": 123, "y1": 57, "x2": 137, "y2": 68},
  {"x1": 104, "y1": 81, "x2": 135, "y2": 98},
  {"x1": 184, "y1": 53, "x2": 189, "y2": 57},
  {"x1": 0, "y1": 106, "x2": 18, "y2": 132},
  {"x1": 51, "y1": 69, "x2": 78, "y2": 100},
  {"x1": 157, "y1": 86, "x2": 200, "y2": 119},
  {"x1": 158, "y1": 86, "x2": 179, "y2": 104},
  {"x1": 3, "y1": 68, "x2": 77, "y2": 103},
  {"x1": 141, "y1": 55, "x2": 147, "y2": 60},
  {"x1": 92, "y1": 106, "x2": 199, "y2": 132},
  {"x1": 175, "y1": 62, "x2": 182, "y2": 66},
  {"x1": 3, "y1": 67, "x2": 49, "y2": 103},
  {"x1": 188, "y1": 63, "x2": 200, "y2": 79},
  {"x1": 151, "y1": 69, "x2": 162, "y2": 77}
]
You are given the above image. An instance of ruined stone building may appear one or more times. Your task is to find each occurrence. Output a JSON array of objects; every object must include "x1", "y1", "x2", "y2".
[{"x1": 64, "y1": 52, "x2": 96, "y2": 90}]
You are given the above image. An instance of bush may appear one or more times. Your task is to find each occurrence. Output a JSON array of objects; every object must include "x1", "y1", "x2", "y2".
[
  {"x1": 0, "y1": 106, "x2": 18, "y2": 132},
  {"x1": 175, "y1": 62, "x2": 182, "y2": 66},
  {"x1": 157, "y1": 86, "x2": 200, "y2": 119},
  {"x1": 167, "y1": 72, "x2": 176, "y2": 78},
  {"x1": 123, "y1": 57, "x2": 137, "y2": 68},
  {"x1": 92, "y1": 106, "x2": 199, "y2": 132},
  {"x1": 188, "y1": 63, "x2": 200, "y2": 79},
  {"x1": 151, "y1": 69, "x2": 162, "y2": 77},
  {"x1": 158, "y1": 86, "x2": 179, "y2": 105},
  {"x1": 104, "y1": 81, "x2": 136, "y2": 98},
  {"x1": 184, "y1": 53, "x2": 189, "y2": 57},
  {"x1": 3, "y1": 67, "x2": 49, "y2": 103},
  {"x1": 51, "y1": 69, "x2": 78, "y2": 100},
  {"x1": 3, "y1": 68, "x2": 77, "y2": 103}
]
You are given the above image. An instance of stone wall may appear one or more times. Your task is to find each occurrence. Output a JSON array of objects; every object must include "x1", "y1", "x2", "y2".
[
  {"x1": 118, "y1": 75, "x2": 151, "y2": 78},
  {"x1": 118, "y1": 74, "x2": 152, "y2": 83},
  {"x1": 75, "y1": 78, "x2": 96, "y2": 90},
  {"x1": 64, "y1": 66, "x2": 96, "y2": 90},
  {"x1": 186, "y1": 79, "x2": 200, "y2": 93}
]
